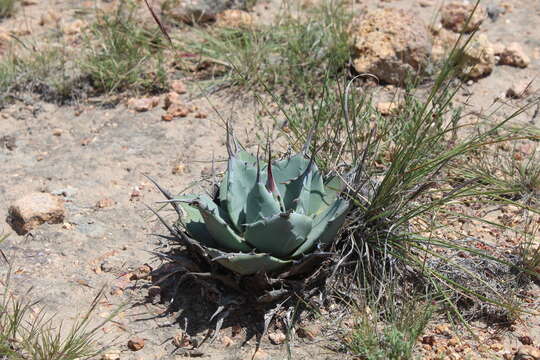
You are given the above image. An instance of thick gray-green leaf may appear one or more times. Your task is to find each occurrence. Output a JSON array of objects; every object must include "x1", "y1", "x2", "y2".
[
  {"x1": 273, "y1": 153, "x2": 310, "y2": 197},
  {"x1": 176, "y1": 195, "x2": 217, "y2": 248},
  {"x1": 245, "y1": 182, "x2": 281, "y2": 224},
  {"x1": 312, "y1": 175, "x2": 346, "y2": 216},
  {"x1": 219, "y1": 150, "x2": 257, "y2": 203},
  {"x1": 219, "y1": 152, "x2": 259, "y2": 232},
  {"x1": 208, "y1": 249, "x2": 291, "y2": 275},
  {"x1": 291, "y1": 198, "x2": 349, "y2": 257},
  {"x1": 244, "y1": 213, "x2": 312, "y2": 258},
  {"x1": 308, "y1": 168, "x2": 325, "y2": 215},
  {"x1": 189, "y1": 195, "x2": 252, "y2": 252}
]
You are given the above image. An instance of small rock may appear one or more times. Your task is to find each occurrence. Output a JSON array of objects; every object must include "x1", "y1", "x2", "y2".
[
  {"x1": 7, "y1": 193, "x2": 65, "y2": 235},
  {"x1": 441, "y1": 2, "x2": 486, "y2": 33},
  {"x1": 170, "y1": 79, "x2": 187, "y2": 94},
  {"x1": 506, "y1": 80, "x2": 534, "y2": 99},
  {"x1": 101, "y1": 352, "x2": 120, "y2": 360},
  {"x1": 172, "y1": 163, "x2": 186, "y2": 175},
  {"x1": 161, "y1": 0, "x2": 249, "y2": 24},
  {"x1": 498, "y1": 43, "x2": 530, "y2": 68},
  {"x1": 96, "y1": 198, "x2": 115, "y2": 208},
  {"x1": 350, "y1": 8, "x2": 432, "y2": 85},
  {"x1": 216, "y1": 9, "x2": 253, "y2": 28},
  {"x1": 161, "y1": 113, "x2": 174, "y2": 122},
  {"x1": 514, "y1": 345, "x2": 540, "y2": 360},
  {"x1": 491, "y1": 343, "x2": 504, "y2": 351},
  {"x1": 127, "y1": 337, "x2": 144, "y2": 351},
  {"x1": 194, "y1": 112, "x2": 208, "y2": 119},
  {"x1": 167, "y1": 103, "x2": 191, "y2": 118},
  {"x1": 52, "y1": 128, "x2": 63, "y2": 136},
  {"x1": 0, "y1": 135, "x2": 16, "y2": 150},
  {"x1": 127, "y1": 97, "x2": 159, "y2": 112},
  {"x1": 460, "y1": 34, "x2": 495, "y2": 80},
  {"x1": 376, "y1": 101, "x2": 400, "y2": 116},
  {"x1": 268, "y1": 331, "x2": 286, "y2": 345},
  {"x1": 163, "y1": 91, "x2": 182, "y2": 109},
  {"x1": 22, "y1": 0, "x2": 38, "y2": 5}
]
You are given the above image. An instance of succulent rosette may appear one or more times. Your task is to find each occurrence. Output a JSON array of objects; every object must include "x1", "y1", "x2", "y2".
[{"x1": 163, "y1": 148, "x2": 350, "y2": 276}]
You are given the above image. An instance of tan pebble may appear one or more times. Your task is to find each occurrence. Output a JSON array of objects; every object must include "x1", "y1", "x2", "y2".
[
  {"x1": 268, "y1": 331, "x2": 286, "y2": 345},
  {"x1": 167, "y1": 103, "x2": 191, "y2": 118},
  {"x1": 376, "y1": 101, "x2": 400, "y2": 116},
  {"x1": 162, "y1": 113, "x2": 173, "y2": 121},
  {"x1": 101, "y1": 352, "x2": 120, "y2": 360},
  {"x1": 127, "y1": 97, "x2": 159, "y2": 112},
  {"x1": 96, "y1": 198, "x2": 114, "y2": 208},
  {"x1": 52, "y1": 128, "x2": 63, "y2": 136},
  {"x1": 170, "y1": 79, "x2": 187, "y2": 94},
  {"x1": 172, "y1": 163, "x2": 185, "y2": 175},
  {"x1": 194, "y1": 112, "x2": 208, "y2": 119},
  {"x1": 490, "y1": 342, "x2": 504, "y2": 351},
  {"x1": 22, "y1": 0, "x2": 38, "y2": 4},
  {"x1": 498, "y1": 43, "x2": 530, "y2": 68},
  {"x1": 7, "y1": 193, "x2": 65, "y2": 235},
  {"x1": 163, "y1": 91, "x2": 182, "y2": 109},
  {"x1": 448, "y1": 337, "x2": 459, "y2": 346}
]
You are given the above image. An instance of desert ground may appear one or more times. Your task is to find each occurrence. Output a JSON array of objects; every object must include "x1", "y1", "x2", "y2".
[{"x1": 0, "y1": 0, "x2": 539, "y2": 359}]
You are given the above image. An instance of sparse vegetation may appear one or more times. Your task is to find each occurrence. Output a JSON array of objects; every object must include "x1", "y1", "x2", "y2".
[
  {"x1": 0, "y1": 0, "x2": 539, "y2": 359},
  {"x1": 346, "y1": 295, "x2": 434, "y2": 360},
  {"x1": 180, "y1": 0, "x2": 351, "y2": 97},
  {"x1": 81, "y1": 2, "x2": 168, "y2": 94},
  {"x1": 0, "y1": 235, "x2": 115, "y2": 359}
]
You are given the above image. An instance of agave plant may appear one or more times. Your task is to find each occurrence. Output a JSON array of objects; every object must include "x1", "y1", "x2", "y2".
[{"x1": 152, "y1": 144, "x2": 350, "y2": 277}]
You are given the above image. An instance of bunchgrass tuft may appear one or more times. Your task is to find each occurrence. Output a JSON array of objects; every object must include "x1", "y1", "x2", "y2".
[
  {"x1": 0, "y1": 43, "x2": 84, "y2": 106},
  {"x1": 179, "y1": 0, "x2": 351, "y2": 97},
  {"x1": 345, "y1": 292, "x2": 433, "y2": 360},
  {"x1": 81, "y1": 1, "x2": 167, "y2": 94}
]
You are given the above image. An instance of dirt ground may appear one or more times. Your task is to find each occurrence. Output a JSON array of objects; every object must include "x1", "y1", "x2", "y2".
[{"x1": 0, "y1": 0, "x2": 539, "y2": 359}]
